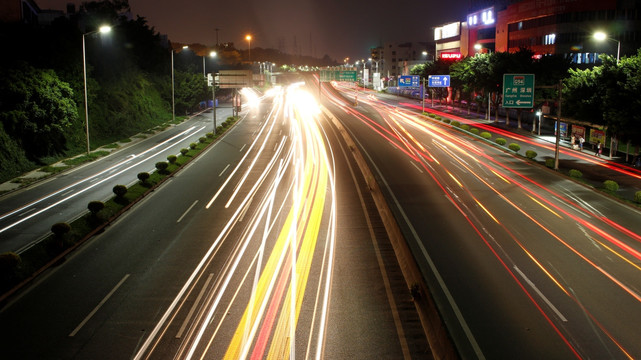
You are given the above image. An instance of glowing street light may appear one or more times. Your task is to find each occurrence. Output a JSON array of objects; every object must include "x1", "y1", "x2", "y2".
[
  {"x1": 245, "y1": 35, "x2": 252, "y2": 62},
  {"x1": 202, "y1": 50, "x2": 217, "y2": 77},
  {"x1": 593, "y1": 31, "x2": 620, "y2": 64},
  {"x1": 82, "y1": 25, "x2": 112, "y2": 155},
  {"x1": 171, "y1": 45, "x2": 189, "y2": 123}
]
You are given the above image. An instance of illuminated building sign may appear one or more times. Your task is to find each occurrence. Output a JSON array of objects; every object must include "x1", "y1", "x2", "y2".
[
  {"x1": 434, "y1": 22, "x2": 460, "y2": 40},
  {"x1": 467, "y1": 7, "x2": 494, "y2": 28},
  {"x1": 441, "y1": 52, "x2": 462, "y2": 60}
]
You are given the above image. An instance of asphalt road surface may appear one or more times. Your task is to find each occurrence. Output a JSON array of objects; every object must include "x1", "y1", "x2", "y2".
[
  {"x1": 0, "y1": 85, "x2": 430, "y2": 359},
  {"x1": 324, "y1": 79, "x2": 641, "y2": 359}
]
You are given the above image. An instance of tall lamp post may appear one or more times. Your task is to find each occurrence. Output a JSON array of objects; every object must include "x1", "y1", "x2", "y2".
[
  {"x1": 594, "y1": 31, "x2": 620, "y2": 64},
  {"x1": 208, "y1": 51, "x2": 218, "y2": 133},
  {"x1": 82, "y1": 25, "x2": 111, "y2": 155},
  {"x1": 203, "y1": 50, "x2": 216, "y2": 78},
  {"x1": 171, "y1": 45, "x2": 189, "y2": 123},
  {"x1": 245, "y1": 35, "x2": 252, "y2": 62},
  {"x1": 594, "y1": 31, "x2": 620, "y2": 157}
]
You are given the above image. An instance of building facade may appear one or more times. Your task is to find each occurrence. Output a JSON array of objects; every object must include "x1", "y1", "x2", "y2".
[
  {"x1": 370, "y1": 42, "x2": 431, "y2": 82},
  {"x1": 434, "y1": 0, "x2": 641, "y2": 64}
]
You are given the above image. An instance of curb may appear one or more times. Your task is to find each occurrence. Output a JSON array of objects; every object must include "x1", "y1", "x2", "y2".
[{"x1": 322, "y1": 106, "x2": 459, "y2": 360}]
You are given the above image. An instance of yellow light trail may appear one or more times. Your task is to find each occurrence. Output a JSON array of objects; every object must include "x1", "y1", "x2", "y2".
[{"x1": 223, "y1": 87, "x2": 331, "y2": 360}]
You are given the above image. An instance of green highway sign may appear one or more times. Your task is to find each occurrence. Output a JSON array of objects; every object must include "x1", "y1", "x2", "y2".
[
  {"x1": 320, "y1": 69, "x2": 357, "y2": 82},
  {"x1": 502, "y1": 74, "x2": 534, "y2": 108},
  {"x1": 338, "y1": 70, "x2": 357, "y2": 81}
]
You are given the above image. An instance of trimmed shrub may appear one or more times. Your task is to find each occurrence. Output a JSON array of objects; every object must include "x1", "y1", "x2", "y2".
[
  {"x1": 568, "y1": 169, "x2": 583, "y2": 179},
  {"x1": 461, "y1": 124, "x2": 470, "y2": 131},
  {"x1": 155, "y1": 161, "x2": 169, "y2": 174},
  {"x1": 428, "y1": 113, "x2": 436, "y2": 118},
  {"x1": 137, "y1": 172, "x2": 150, "y2": 183},
  {"x1": 51, "y1": 222, "x2": 71, "y2": 237},
  {"x1": 216, "y1": 126, "x2": 223, "y2": 133},
  {"x1": 508, "y1": 143, "x2": 521, "y2": 152},
  {"x1": 495, "y1": 138, "x2": 507, "y2": 145},
  {"x1": 87, "y1": 201, "x2": 105, "y2": 215},
  {"x1": 0, "y1": 252, "x2": 20, "y2": 272},
  {"x1": 442, "y1": 118, "x2": 450, "y2": 124},
  {"x1": 525, "y1": 150, "x2": 537, "y2": 159},
  {"x1": 451, "y1": 121, "x2": 461, "y2": 127},
  {"x1": 635, "y1": 191, "x2": 641, "y2": 204},
  {"x1": 189, "y1": 142, "x2": 197, "y2": 149},
  {"x1": 113, "y1": 185, "x2": 127, "y2": 198},
  {"x1": 480, "y1": 132, "x2": 492, "y2": 140},
  {"x1": 545, "y1": 158, "x2": 555, "y2": 168},
  {"x1": 603, "y1": 180, "x2": 619, "y2": 193},
  {"x1": 180, "y1": 148, "x2": 189, "y2": 156},
  {"x1": 206, "y1": 132, "x2": 214, "y2": 138},
  {"x1": 199, "y1": 137, "x2": 207, "y2": 143},
  {"x1": 470, "y1": 128, "x2": 480, "y2": 135},
  {"x1": 167, "y1": 155, "x2": 177, "y2": 164}
]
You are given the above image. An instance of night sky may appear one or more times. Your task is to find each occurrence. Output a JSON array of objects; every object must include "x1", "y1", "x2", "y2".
[{"x1": 38, "y1": 0, "x2": 470, "y2": 61}]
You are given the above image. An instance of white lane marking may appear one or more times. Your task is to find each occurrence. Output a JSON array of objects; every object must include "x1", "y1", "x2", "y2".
[
  {"x1": 410, "y1": 161, "x2": 424, "y2": 173},
  {"x1": 176, "y1": 273, "x2": 214, "y2": 339},
  {"x1": 18, "y1": 208, "x2": 37, "y2": 217},
  {"x1": 177, "y1": 200, "x2": 199, "y2": 223},
  {"x1": 69, "y1": 274, "x2": 130, "y2": 337},
  {"x1": 60, "y1": 190, "x2": 75, "y2": 197},
  {"x1": 219, "y1": 164, "x2": 231, "y2": 177},
  {"x1": 239, "y1": 144, "x2": 247, "y2": 152},
  {"x1": 514, "y1": 266, "x2": 567, "y2": 322}
]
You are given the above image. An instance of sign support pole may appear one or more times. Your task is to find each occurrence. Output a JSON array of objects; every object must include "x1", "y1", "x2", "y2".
[
  {"x1": 212, "y1": 78, "x2": 217, "y2": 134},
  {"x1": 422, "y1": 77, "x2": 425, "y2": 113},
  {"x1": 554, "y1": 80, "x2": 562, "y2": 170}
]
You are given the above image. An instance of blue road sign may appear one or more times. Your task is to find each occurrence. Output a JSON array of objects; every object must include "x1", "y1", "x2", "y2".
[
  {"x1": 428, "y1": 75, "x2": 450, "y2": 87},
  {"x1": 399, "y1": 75, "x2": 420, "y2": 88}
]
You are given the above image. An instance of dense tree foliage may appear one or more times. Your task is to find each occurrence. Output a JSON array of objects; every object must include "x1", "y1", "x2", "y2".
[
  {"x1": 563, "y1": 52, "x2": 641, "y2": 144},
  {"x1": 0, "y1": 63, "x2": 78, "y2": 159},
  {"x1": 0, "y1": 0, "x2": 213, "y2": 182}
]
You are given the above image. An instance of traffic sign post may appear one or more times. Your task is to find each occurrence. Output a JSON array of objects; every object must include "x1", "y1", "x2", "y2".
[{"x1": 502, "y1": 74, "x2": 534, "y2": 108}]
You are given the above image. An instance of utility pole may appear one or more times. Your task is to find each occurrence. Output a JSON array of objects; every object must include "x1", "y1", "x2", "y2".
[{"x1": 422, "y1": 77, "x2": 425, "y2": 113}]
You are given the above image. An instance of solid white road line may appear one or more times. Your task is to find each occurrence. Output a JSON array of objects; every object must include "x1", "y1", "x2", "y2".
[{"x1": 69, "y1": 274, "x2": 130, "y2": 337}]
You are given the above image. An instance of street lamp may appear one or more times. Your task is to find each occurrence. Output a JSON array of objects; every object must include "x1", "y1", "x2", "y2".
[
  {"x1": 245, "y1": 35, "x2": 252, "y2": 62},
  {"x1": 593, "y1": 31, "x2": 620, "y2": 64},
  {"x1": 82, "y1": 25, "x2": 111, "y2": 155},
  {"x1": 474, "y1": 43, "x2": 482, "y2": 55},
  {"x1": 171, "y1": 45, "x2": 189, "y2": 123},
  {"x1": 202, "y1": 50, "x2": 217, "y2": 78},
  {"x1": 535, "y1": 110, "x2": 542, "y2": 135},
  {"x1": 208, "y1": 51, "x2": 218, "y2": 133}
]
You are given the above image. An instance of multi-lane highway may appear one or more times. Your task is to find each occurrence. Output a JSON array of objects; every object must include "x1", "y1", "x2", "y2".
[
  {"x1": 323, "y1": 78, "x2": 641, "y2": 359},
  {"x1": 0, "y1": 84, "x2": 429, "y2": 359}
]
